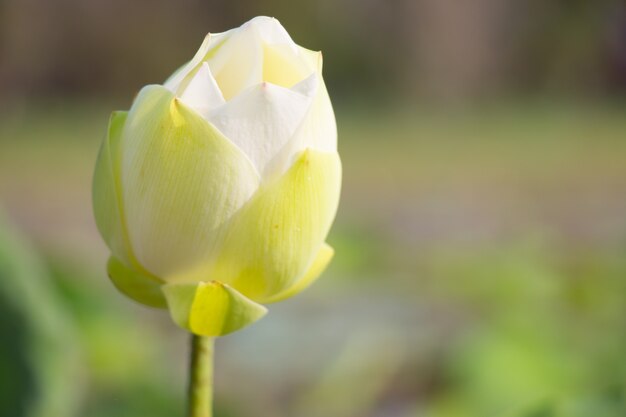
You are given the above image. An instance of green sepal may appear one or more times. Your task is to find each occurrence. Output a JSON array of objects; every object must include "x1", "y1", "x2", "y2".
[
  {"x1": 162, "y1": 280, "x2": 267, "y2": 337},
  {"x1": 107, "y1": 257, "x2": 166, "y2": 308}
]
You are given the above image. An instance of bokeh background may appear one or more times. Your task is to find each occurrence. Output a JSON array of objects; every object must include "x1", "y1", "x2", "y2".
[{"x1": 1, "y1": 1, "x2": 625, "y2": 416}]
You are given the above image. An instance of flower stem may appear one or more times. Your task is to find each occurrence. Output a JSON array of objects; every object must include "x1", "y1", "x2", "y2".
[{"x1": 188, "y1": 335, "x2": 215, "y2": 417}]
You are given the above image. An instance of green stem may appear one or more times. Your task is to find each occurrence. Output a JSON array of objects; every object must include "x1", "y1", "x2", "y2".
[{"x1": 188, "y1": 335, "x2": 215, "y2": 417}]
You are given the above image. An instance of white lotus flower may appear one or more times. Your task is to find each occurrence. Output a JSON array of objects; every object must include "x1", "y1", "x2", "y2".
[{"x1": 93, "y1": 16, "x2": 341, "y2": 336}]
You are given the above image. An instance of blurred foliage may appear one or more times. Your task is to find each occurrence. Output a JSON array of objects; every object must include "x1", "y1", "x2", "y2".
[
  {"x1": 45, "y1": 256, "x2": 182, "y2": 417},
  {"x1": 0, "y1": 214, "x2": 81, "y2": 417},
  {"x1": 423, "y1": 241, "x2": 626, "y2": 417}
]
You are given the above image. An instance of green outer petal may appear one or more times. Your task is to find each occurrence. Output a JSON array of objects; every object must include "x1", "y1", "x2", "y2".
[
  {"x1": 263, "y1": 243, "x2": 334, "y2": 304},
  {"x1": 107, "y1": 257, "x2": 167, "y2": 308},
  {"x1": 93, "y1": 111, "x2": 139, "y2": 267},
  {"x1": 120, "y1": 85, "x2": 261, "y2": 280},
  {"x1": 211, "y1": 149, "x2": 341, "y2": 301},
  {"x1": 93, "y1": 111, "x2": 165, "y2": 307},
  {"x1": 162, "y1": 281, "x2": 267, "y2": 337}
]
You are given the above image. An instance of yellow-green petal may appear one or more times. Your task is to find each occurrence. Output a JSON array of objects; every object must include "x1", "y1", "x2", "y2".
[
  {"x1": 210, "y1": 149, "x2": 341, "y2": 302},
  {"x1": 120, "y1": 85, "x2": 261, "y2": 280},
  {"x1": 107, "y1": 257, "x2": 166, "y2": 308},
  {"x1": 263, "y1": 243, "x2": 334, "y2": 304},
  {"x1": 92, "y1": 111, "x2": 134, "y2": 266},
  {"x1": 162, "y1": 280, "x2": 267, "y2": 337}
]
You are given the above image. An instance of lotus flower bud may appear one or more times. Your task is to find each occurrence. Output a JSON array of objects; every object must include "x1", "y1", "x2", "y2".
[{"x1": 92, "y1": 17, "x2": 341, "y2": 336}]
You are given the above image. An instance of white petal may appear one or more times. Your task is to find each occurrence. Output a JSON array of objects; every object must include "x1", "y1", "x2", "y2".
[
  {"x1": 245, "y1": 16, "x2": 298, "y2": 51},
  {"x1": 163, "y1": 30, "x2": 233, "y2": 94},
  {"x1": 207, "y1": 27, "x2": 263, "y2": 100},
  {"x1": 298, "y1": 46, "x2": 324, "y2": 72},
  {"x1": 208, "y1": 74, "x2": 318, "y2": 178},
  {"x1": 164, "y1": 34, "x2": 211, "y2": 93},
  {"x1": 291, "y1": 72, "x2": 317, "y2": 96},
  {"x1": 262, "y1": 43, "x2": 313, "y2": 88},
  {"x1": 279, "y1": 49, "x2": 335, "y2": 153},
  {"x1": 296, "y1": 74, "x2": 337, "y2": 152},
  {"x1": 179, "y1": 62, "x2": 225, "y2": 119},
  {"x1": 256, "y1": 73, "x2": 336, "y2": 175}
]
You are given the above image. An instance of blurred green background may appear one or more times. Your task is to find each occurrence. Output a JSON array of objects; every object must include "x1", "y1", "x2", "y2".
[{"x1": 1, "y1": 1, "x2": 625, "y2": 416}]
